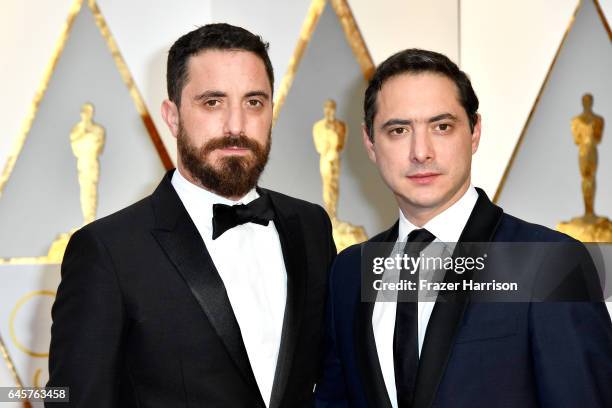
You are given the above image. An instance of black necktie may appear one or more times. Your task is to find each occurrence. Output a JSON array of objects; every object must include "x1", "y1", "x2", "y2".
[
  {"x1": 211, "y1": 194, "x2": 275, "y2": 240},
  {"x1": 394, "y1": 228, "x2": 436, "y2": 408}
]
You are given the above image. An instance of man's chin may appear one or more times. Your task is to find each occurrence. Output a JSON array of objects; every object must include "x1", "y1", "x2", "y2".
[
  {"x1": 207, "y1": 155, "x2": 252, "y2": 170},
  {"x1": 400, "y1": 183, "x2": 470, "y2": 215},
  {"x1": 399, "y1": 188, "x2": 446, "y2": 210}
]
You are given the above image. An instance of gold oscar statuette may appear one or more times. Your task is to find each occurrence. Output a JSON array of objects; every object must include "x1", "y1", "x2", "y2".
[
  {"x1": 71, "y1": 102, "x2": 105, "y2": 225},
  {"x1": 557, "y1": 93, "x2": 612, "y2": 242},
  {"x1": 313, "y1": 99, "x2": 367, "y2": 251},
  {"x1": 0, "y1": 103, "x2": 107, "y2": 265},
  {"x1": 47, "y1": 103, "x2": 106, "y2": 262}
]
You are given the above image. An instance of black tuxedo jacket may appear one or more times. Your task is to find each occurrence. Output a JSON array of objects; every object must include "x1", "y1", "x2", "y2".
[
  {"x1": 315, "y1": 188, "x2": 612, "y2": 408},
  {"x1": 47, "y1": 171, "x2": 336, "y2": 407}
]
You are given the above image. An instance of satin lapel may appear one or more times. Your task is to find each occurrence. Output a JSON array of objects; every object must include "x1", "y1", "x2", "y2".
[
  {"x1": 354, "y1": 222, "x2": 399, "y2": 408},
  {"x1": 264, "y1": 190, "x2": 308, "y2": 408},
  {"x1": 412, "y1": 188, "x2": 503, "y2": 408},
  {"x1": 150, "y1": 172, "x2": 264, "y2": 406},
  {"x1": 355, "y1": 300, "x2": 394, "y2": 408}
]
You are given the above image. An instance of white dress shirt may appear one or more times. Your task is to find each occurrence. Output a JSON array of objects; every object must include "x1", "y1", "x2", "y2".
[
  {"x1": 171, "y1": 169, "x2": 287, "y2": 407},
  {"x1": 372, "y1": 186, "x2": 478, "y2": 408}
]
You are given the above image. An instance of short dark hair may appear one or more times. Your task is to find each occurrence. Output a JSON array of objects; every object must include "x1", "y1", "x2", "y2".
[
  {"x1": 364, "y1": 49, "x2": 479, "y2": 141},
  {"x1": 167, "y1": 23, "x2": 274, "y2": 106}
]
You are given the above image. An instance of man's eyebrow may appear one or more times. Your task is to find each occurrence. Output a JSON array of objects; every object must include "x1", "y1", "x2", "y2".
[
  {"x1": 380, "y1": 114, "x2": 459, "y2": 130},
  {"x1": 194, "y1": 90, "x2": 226, "y2": 100},
  {"x1": 428, "y1": 113, "x2": 458, "y2": 123},
  {"x1": 380, "y1": 118, "x2": 412, "y2": 129},
  {"x1": 244, "y1": 90, "x2": 270, "y2": 100}
]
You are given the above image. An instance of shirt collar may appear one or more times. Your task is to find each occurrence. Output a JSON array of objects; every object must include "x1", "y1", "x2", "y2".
[
  {"x1": 171, "y1": 169, "x2": 259, "y2": 231},
  {"x1": 398, "y1": 185, "x2": 478, "y2": 243}
]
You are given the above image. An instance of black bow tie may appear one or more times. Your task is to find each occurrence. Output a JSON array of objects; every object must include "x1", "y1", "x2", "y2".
[{"x1": 212, "y1": 194, "x2": 275, "y2": 240}]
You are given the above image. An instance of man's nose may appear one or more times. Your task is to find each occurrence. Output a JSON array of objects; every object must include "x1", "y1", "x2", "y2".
[
  {"x1": 410, "y1": 127, "x2": 434, "y2": 163},
  {"x1": 224, "y1": 104, "x2": 246, "y2": 136}
]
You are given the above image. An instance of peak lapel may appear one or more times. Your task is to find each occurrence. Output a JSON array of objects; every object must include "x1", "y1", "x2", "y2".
[
  {"x1": 150, "y1": 172, "x2": 264, "y2": 406},
  {"x1": 355, "y1": 300, "x2": 394, "y2": 408},
  {"x1": 354, "y1": 222, "x2": 399, "y2": 408},
  {"x1": 412, "y1": 188, "x2": 503, "y2": 408}
]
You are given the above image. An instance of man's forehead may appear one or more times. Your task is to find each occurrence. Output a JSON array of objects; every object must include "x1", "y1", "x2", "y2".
[
  {"x1": 381, "y1": 72, "x2": 460, "y2": 99},
  {"x1": 185, "y1": 49, "x2": 270, "y2": 87},
  {"x1": 376, "y1": 72, "x2": 463, "y2": 119}
]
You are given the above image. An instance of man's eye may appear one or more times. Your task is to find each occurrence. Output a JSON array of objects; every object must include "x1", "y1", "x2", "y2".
[
  {"x1": 247, "y1": 99, "x2": 263, "y2": 107},
  {"x1": 205, "y1": 100, "x2": 220, "y2": 107},
  {"x1": 390, "y1": 128, "x2": 407, "y2": 135},
  {"x1": 436, "y1": 123, "x2": 451, "y2": 131}
]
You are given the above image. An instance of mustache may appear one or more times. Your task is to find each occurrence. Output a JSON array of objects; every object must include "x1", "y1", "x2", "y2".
[{"x1": 201, "y1": 135, "x2": 262, "y2": 155}]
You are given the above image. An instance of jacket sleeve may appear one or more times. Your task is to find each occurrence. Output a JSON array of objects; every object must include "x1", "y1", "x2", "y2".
[
  {"x1": 530, "y1": 242, "x2": 612, "y2": 407},
  {"x1": 530, "y1": 301, "x2": 612, "y2": 407},
  {"x1": 46, "y1": 227, "x2": 125, "y2": 407}
]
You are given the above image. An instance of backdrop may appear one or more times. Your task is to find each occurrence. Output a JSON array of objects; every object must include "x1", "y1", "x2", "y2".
[{"x1": 0, "y1": 1, "x2": 610, "y2": 404}]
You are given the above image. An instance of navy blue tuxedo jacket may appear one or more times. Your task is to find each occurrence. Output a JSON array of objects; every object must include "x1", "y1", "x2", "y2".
[{"x1": 315, "y1": 188, "x2": 612, "y2": 408}]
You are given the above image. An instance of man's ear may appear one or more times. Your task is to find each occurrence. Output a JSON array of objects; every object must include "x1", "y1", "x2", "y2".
[
  {"x1": 362, "y1": 124, "x2": 377, "y2": 164},
  {"x1": 471, "y1": 113, "x2": 482, "y2": 155},
  {"x1": 161, "y1": 99, "x2": 180, "y2": 138}
]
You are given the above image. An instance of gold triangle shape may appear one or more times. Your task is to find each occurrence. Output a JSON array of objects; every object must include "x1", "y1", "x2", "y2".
[
  {"x1": 0, "y1": 0, "x2": 172, "y2": 204},
  {"x1": 0, "y1": 0, "x2": 172, "y2": 265},
  {"x1": 272, "y1": 0, "x2": 375, "y2": 126}
]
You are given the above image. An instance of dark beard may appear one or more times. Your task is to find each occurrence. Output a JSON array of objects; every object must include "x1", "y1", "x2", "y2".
[{"x1": 177, "y1": 124, "x2": 271, "y2": 198}]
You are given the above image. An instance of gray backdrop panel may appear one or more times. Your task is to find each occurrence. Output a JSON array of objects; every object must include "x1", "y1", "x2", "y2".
[
  {"x1": 263, "y1": 4, "x2": 397, "y2": 238},
  {"x1": 497, "y1": 0, "x2": 612, "y2": 228},
  {"x1": 0, "y1": 5, "x2": 166, "y2": 257}
]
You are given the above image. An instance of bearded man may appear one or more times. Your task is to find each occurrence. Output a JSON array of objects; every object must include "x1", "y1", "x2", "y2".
[{"x1": 47, "y1": 23, "x2": 335, "y2": 408}]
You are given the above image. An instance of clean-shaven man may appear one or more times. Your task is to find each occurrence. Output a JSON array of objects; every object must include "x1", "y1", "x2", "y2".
[
  {"x1": 315, "y1": 49, "x2": 612, "y2": 407},
  {"x1": 48, "y1": 24, "x2": 335, "y2": 407}
]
